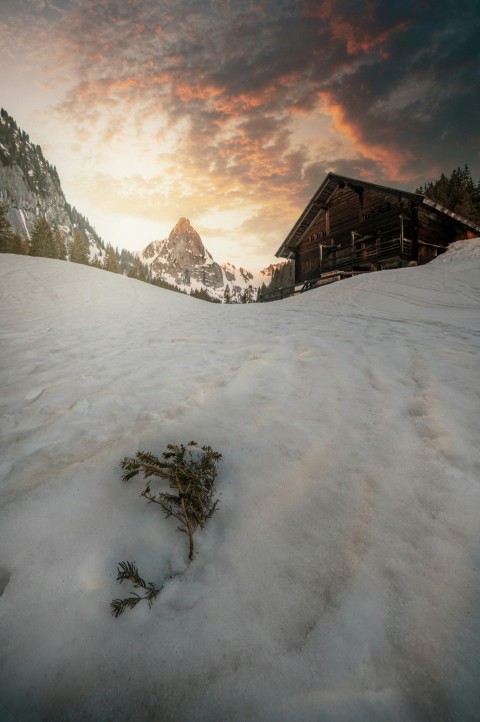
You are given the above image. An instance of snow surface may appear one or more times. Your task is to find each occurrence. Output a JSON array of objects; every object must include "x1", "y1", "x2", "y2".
[{"x1": 1, "y1": 242, "x2": 480, "y2": 721}]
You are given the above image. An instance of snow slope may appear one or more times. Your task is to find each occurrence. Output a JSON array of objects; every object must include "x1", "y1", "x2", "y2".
[{"x1": 1, "y1": 243, "x2": 479, "y2": 721}]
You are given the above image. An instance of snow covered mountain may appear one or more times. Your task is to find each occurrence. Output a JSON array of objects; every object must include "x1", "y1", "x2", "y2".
[
  {"x1": 140, "y1": 217, "x2": 258, "y2": 302},
  {"x1": 0, "y1": 109, "x2": 105, "y2": 262},
  {"x1": 1, "y1": 240, "x2": 479, "y2": 720}
]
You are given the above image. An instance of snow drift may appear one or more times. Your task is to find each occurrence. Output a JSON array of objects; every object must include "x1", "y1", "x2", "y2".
[{"x1": 0, "y1": 242, "x2": 479, "y2": 721}]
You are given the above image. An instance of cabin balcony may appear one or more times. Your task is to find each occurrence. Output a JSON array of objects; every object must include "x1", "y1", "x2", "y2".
[
  {"x1": 300, "y1": 236, "x2": 413, "y2": 281},
  {"x1": 298, "y1": 214, "x2": 414, "y2": 283}
]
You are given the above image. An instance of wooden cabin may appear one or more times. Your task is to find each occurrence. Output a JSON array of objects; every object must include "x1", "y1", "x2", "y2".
[{"x1": 276, "y1": 173, "x2": 480, "y2": 287}]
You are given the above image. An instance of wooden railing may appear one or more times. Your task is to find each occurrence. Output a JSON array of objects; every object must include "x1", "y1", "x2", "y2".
[
  {"x1": 261, "y1": 221, "x2": 415, "y2": 300},
  {"x1": 301, "y1": 235, "x2": 413, "y2": 279}
]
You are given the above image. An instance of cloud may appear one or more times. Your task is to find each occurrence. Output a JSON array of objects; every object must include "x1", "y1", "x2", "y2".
[
  {"x1": 315, "y1": 0, "x2": 480, "y2": 181},
  {"x1": 2, "y1": 0, "x2": 479, "y2": 265},
  {"x1": 50, "y1": 1, "x2": 479, "y2": 175}
]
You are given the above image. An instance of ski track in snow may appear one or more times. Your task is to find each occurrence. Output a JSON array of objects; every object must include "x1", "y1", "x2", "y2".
[{"x1": 0, "y1": 244, "x2": 480, "y2": 721}]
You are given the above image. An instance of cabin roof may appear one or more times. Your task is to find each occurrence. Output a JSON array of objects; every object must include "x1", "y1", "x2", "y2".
[{"x1": 276, "y1": 172, "x2": 480, "y2": 258}]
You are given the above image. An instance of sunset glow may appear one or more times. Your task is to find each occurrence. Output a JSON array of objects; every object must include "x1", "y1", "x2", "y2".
[{"x1": 1, "y1": 0, "x2": 478, "y2": 270}]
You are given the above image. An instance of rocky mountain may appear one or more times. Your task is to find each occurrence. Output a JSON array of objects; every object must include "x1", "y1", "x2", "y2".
[
  {"x1": 0, "y1": 108, "x2": 105, "y2": 262},
  {"x1": 140, "y1": 218, "x2": 258, "y2": 302}
]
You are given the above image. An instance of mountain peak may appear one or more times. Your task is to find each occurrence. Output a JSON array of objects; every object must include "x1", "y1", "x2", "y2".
[
  {"x1": 140, "y1": 218, "x2": 259, "y2": 301},
  {"x1": 164, "y1": 217, "x2": 205, "y2": 258},
  {"x1": 170, "y1": 217, "x2": 194, "y2": 236}
]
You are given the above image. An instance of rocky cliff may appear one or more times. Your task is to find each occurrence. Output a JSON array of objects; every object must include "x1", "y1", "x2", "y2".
[{"x1": 0, "y1": 108, "x2": 104, "y2": 260}]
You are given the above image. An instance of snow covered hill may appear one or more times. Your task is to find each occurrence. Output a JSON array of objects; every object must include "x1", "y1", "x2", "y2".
[{"x1": 1, "y1": 242, "x2": 479, "y2": 721}]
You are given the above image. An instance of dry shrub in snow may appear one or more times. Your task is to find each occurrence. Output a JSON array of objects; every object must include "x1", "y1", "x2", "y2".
[{"x1": 111, "y1": 442, "x2": 222, "y2": 617}]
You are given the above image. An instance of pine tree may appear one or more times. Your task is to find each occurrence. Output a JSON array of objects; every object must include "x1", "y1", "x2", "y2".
[
  {"x1": 127, "y1": 258, "x2": 149, "y2": 282},
  {"x1": 256, "y1": 282, "x2": 267, "y2": 302},
  {"x1": 0, "y1": 205, "x2": 15, "y2": 253},
  {"x1": 52, "y1": 228, "x2": 67, "y2": 260},
  {"x1": 417, "y1": 165, "x2": 480, "y2": 223},
  {"x1": 190, "y1": 287, "x2": 220, "y2": 302},
  {"x1": 103, "y1": 244, "x2": 122, "y2": 273},
  {"x1": 30, "y1": 217, "x2": 55, "y2": 258},
  {"x1": 11, "y1": 233, "x2": 28, "y2": 255},
  {"x1": 241, "y1": 285, "x2": 254, "y2": 303},
  {"x1": 70, "y1": 229, "x2": 90, "y2": 264}
]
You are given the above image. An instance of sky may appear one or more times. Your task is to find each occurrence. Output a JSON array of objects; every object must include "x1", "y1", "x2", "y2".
[
  {"x1": 1, "y1": 242, "x2": 479, "y2": 719},
  {"x1": 1, "y1": 0, "x2": 479, "y2": 271}
]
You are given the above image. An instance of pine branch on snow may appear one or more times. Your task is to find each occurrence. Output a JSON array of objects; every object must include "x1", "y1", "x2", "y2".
[
  {"x1": 110, "y1": 561, "x2": 161, "y2": 618},
  {"x1": 111, "y1": 442, "x2": 221, "y2": 617}
]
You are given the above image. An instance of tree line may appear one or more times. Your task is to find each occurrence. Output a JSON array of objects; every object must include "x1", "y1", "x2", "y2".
[
  {"x1": 416, "y1": 165, "x2": 480, "y2": 224},
  {"x1": 0, "y1": 207, "x2": 152, "y2": 282}
]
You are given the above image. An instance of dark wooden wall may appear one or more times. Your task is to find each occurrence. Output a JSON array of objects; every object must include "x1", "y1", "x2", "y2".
[
  {"x1": 292, "y1": 183, "x2": 475, "y2": 284},
  {"x1": 295, "y1": 186, "x2": 411, "y2": 282}
]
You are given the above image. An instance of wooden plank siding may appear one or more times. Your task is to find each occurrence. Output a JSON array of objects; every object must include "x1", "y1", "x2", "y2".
[
  {"x1": 278, "y1": 173, "x2": 480, "y2": 286},
  {"x1": 295, "y1": 186, "x2": 415, "y2": 282}
]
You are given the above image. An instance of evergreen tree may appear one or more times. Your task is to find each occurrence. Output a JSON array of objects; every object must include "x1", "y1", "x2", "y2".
[
  {"x1": 258, "y1": 261, "x2": 295, "y2": 302},
  {"x1": 265, "y1": 267, "x2": 281, "y2": 300},
  {"x1": 90, "y1": 255, "x2": 103, "y2": 269},
  {"x1": 103, "y1": 244, "x2": 122, "y2": 273},
  {"x1": 70, "y1": 229, "x2": 90, "y2": 264},
  {"x1": 0, "y1": 205, "x2": 15, "y2": 253},
  {"x1": 127, "y1": 258, "x2": 149, "y2": 282},
  {"x1": 190, "y1": 287, "x2": 221, "y2": 302},
  {"x1": 256, "y1": 282, "x2": 267, "y2": 302},
  {"x1": 11, "y1": 233, "x2": 28, "y2": 255},
  {"x1": 52, "y1": 228, "x2": 67, "y2": 260},
  {"x1": 118, "y1": 247, "x2": 137, "y2": 273},
  {"x1": 151, "y1": 276, "x2": 187, "y2": 295},
  {"x1": 30, "y1": 217, "x2": 55, "y2": 258},
  {"x1": 241, "y1": 285, "x2": 255, "y2": 303},
  {"x1": 417, "y1": 165, "x2": 480, "y2": 223}
]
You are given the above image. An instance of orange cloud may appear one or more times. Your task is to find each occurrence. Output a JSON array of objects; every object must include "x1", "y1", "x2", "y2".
[
  {"x1": 151, "y1": 71, "x2": 174, "y2": 85},
  {"x1": 319, "y1": 91, "x2": 417, "y2": 182},
  {"x1": 338, "y1": 20, "x2": 410, "y2": 57},
  {"x1": 302, "y1": 0, "x2": 410, "y2": 57},
  {"x1": 174, "y1": 83, "x2": 225, "y2": 103}
]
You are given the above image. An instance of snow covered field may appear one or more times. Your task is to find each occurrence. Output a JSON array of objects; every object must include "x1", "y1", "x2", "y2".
[{"x1": 1, "y1": 243, "x2": 479, "y2": 721}]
